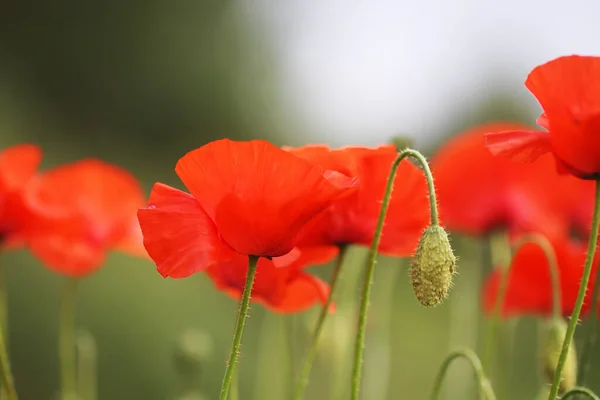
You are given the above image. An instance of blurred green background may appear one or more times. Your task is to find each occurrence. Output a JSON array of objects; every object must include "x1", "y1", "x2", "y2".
[{"x1": 0, "y1": 1, "x2": 599, "y2": 399}]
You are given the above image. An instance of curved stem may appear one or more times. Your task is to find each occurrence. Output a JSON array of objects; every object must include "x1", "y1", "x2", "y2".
[
  {"x1": 481, "y1": 231, "x2": 511, "y2": 371},
  {"x1": 561, "y1": 387, "x2": 600, "y2": 400},
  {"x1": 219, "y1": 255, "x2": 259, "y2": 400},
  {"x1": 350, "y1": 149, "x2": 439, "y2": 400},
  {"x1": 483, "y1": 232, "x2": 562, "y2": 374},
  {"x1": 429, "y1": 347, "x2": 495, "y2": 400},
  {"x1": 548, "y1": 180, "x2": 600, "y2": 400},
  {"x1": 60, "y1": 278, "x2": 78, "y2": 400},
  {"x1": 293, "y1": 245, "x2": 348, "y2": 400}
]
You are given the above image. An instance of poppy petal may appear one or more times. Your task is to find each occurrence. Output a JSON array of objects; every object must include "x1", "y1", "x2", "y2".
[
  {"x1": 28, "y1": 235, "x2": 106, "y2": 278},
  {"x1": 0, "y1": 144, "x2": 42, "y2": 192},
  {"x1": 485, "y1": 129, "x2": 552, "y2": 162},
  {"x1": 267, "y1": 273, "x2": 331, "y2": 313},
  {"x1": 175, "y1": 139, "x2": 358, "y2": 257},
  {"x1": 481, "y1": 240, "x2": 598, "y2": 318},
  {"x1": 114, "y1": 217, "x2": 149, "y2": 258},
  {"x1": 138, "y1": 183, "x2": 237, "y2": 278},
  {"x1": 24, "y1": 159, "x2": 146, "y2": 240}
]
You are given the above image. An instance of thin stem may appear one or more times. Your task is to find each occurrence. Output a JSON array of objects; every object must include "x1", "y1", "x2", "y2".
[
  {"x1": 481, "y1": 231, "x2": 511, "y2": 371},
  {"x1": 483, "y1": 232, "x2": 562, "y2": 374},
  {"x1": 59, "y1": 278, "x2": 78, "y2": 400},
  {"x1": 548, "y1": 180, "x2": 600, "y2": 400},
  {"x1": 579, "y1": 223, "x2": 600, "y2": 385},
  {"x1": 293, "y1": 245, "x2": 348, "y2": 400},
  {"x1": 350, "y1": 149, "x2": 438, "y2": 400},
  {"x1": 0, "y1": 257, "x2": 16, "y2": 400},
  {"x1": 76, "y1": 330, "x2": 97, "y2": 400},
  {"x1": 219, "y1": 255, "x2": 259, "y2": 400},
  {"x1": 561, "y1": 387, "x2": 600, "y2": 400},
  {"x1": 429, "y1": 347, "x2": 495, "y2": 400},
  {"x1": 229, "y1": 367, "x2": 239, "y2": 400},
  {"x1": 512, "y1": 234, "x2": 562, "y2": 319}
]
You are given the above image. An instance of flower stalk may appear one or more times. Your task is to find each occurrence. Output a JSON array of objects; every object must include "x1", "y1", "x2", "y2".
[
  {"x1": 548, "y1": 181, "x2": 600, "y2": 400},
  {"x1": 293, "y1": 245, "x2": 348, "y2": 400},
  {"x1": 60, "y1": 278, "x2": 78, "y2": 400},
  {"x1": 561, "y1": 387, "x2": 600, "y2": 400},
  {"x1": 219, "y1": 255, "x2": 259, "y2": 400},
  {"x1": 429, "y1": 347, "x2": 496, "y2": 400},
  {"x1": 350, "y1": 148, "x2": 441, "y2": 400}
]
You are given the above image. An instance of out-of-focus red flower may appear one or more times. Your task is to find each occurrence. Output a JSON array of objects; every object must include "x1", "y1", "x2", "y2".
[
  {"x1": 0, "y1": 144, "x2": 42, "y2": 247},
  {"x1": 482, "y1": 238, "x2": 599, "y2": 318},
  {"x1": 23, "y1": 159, "x2": 147, "y2": 277},
  {"x1": 432, "y1": 123, "x2": 595, "y2": 238},
  {"x1": 485, "y1": 55, "x2": 600, "y2": 180},
  {"x1": 138, "y1": 139, "x2": 358, "y2": 279},
  {"x1": 285, "y1": 144, "x2": 430, "y2": 256},
  {"x1": 206, "y1": 246, "x2": 337, "y2": 313}
]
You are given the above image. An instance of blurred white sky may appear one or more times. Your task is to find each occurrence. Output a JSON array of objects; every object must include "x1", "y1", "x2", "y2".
[{"x1": 246, "y1": 0, "x2": 600, "y2": 147}]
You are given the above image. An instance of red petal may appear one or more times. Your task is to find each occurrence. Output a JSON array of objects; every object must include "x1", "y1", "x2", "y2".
[
  {"x1": 21, "y1": 159, "x2": 147, "y2": 273},
  {"x1": 484, "y1": 130, "x2": 551, "y2": 162},
  {"x1": 175, "y1": 139, "x2": 358, "y2": 257},
  {"x1": 266, "y1": 273, "x2": 331, "y2": 313},
  {"x1": 24, "y1": 159, "x2": 145, "y2": 241},
  {"x1": 28, "y1": 235, "x2": 106, "y2": 277},
  {"x1": 525, "y1": 56, "x2": 600, "y2": 176},
  {"x1": 526, "y1": 55, "x2": 600, "y2": 119},
  {"x1": 114, "y1": 216, "x2": 149, "y2": 259},
  {"x1": 0, "y1": 144, "x2": 42, "y2": 192},
  {"x1": 138, "y1": 183, "x2": 237, "y2": 278},
  {"x1": 288, "y1": 144, "x2": 428, "y2": 256},
  {"x1": 434, "y1": 122, "x2": 596, "y2": 239},
  {"x1": 205, "y1": 245, "x2": 337, "y2": 313},
  {"x1": 481, "y1": 239, "x2": 598, "y2": 318}
]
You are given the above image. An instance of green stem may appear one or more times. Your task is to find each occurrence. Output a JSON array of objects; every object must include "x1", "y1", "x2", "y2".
[
  {"x1": 481, "y1": 231, "x2": 511, "y2": 372},
  {"x1": 429, "y1": 347, "x2": 495, "y2": 400},
  {"x1": 579, "y1": 224, "x2": 600, "y2": 385},
  {"x1": 483, "y1": 232, "x2": 562, "y2": 375},
  {"x1": 60, "y1": 278, "x2": 78, "y2": 400},
  {"x1": 0, "y1": 258, "x2": 16, "y2": 400},
  {"x1": 548, "y1": 180, "x2": 600, "y2": 400},
  {"x1": 229, "y1": 367, "x2": 239, "y2": 400},
  {"x1": 219, "y1": 255, "x2": 259, "y2": 400},
  {"x1": 561, "y1": 387, "x2": 600, "y2": 400},
  {"x1": 350, "y1": 149, "x2": 438, "y2": 400},
  {"x1": 76, "y1": 330, "x2": 97, "y2": 400},
  {"x1": 293, "y1": 245, "x2": 348, "y2": 400}
]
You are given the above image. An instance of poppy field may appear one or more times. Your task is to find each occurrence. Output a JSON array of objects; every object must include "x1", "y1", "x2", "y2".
[{"x1": 1, "y1": 55, "x2": 600, "y2": 400}]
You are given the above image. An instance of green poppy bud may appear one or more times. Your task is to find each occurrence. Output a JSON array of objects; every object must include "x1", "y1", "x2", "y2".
[
  {"x1": 541, "y1": 318, "x2": 577, "y2": 393},
  {"x1": 410, "y1": 225, "x2": 456, "y2": 307}
]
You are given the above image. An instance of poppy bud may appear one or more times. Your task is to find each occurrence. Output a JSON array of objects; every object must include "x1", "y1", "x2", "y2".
[
  {"x1": 541, "y1": 318, "x2": 577, "y2": 393},
  {"x1": 410, "y1": 225, "x2": 456, "y2": 307}
]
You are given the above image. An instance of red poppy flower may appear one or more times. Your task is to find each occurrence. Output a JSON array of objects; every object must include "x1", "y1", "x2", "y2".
[
  {"x1": 22, "y1": 159, "x2": 147, "y2": 277},
  {"x1": 138, "y1": 139, "x2": 358, "y2": 279},
  {"x1": 432, "y1": 123, "x2": 595, "y2": 238},
  {"x1": 485, "y1": 55, "x2": 600, "y2": 180},
  {"x1": 0, "y1": 144, "x2": 42, "y2": 247},
  {"x1": 481, "y1": 238, "x2": 600, "y2": 318},
  {"x1": 206, "y1": 246, "x2": 337, "y2": 313},
  {"x1": 284, "y1": 144, "x2": 430, "y2": 256}
]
